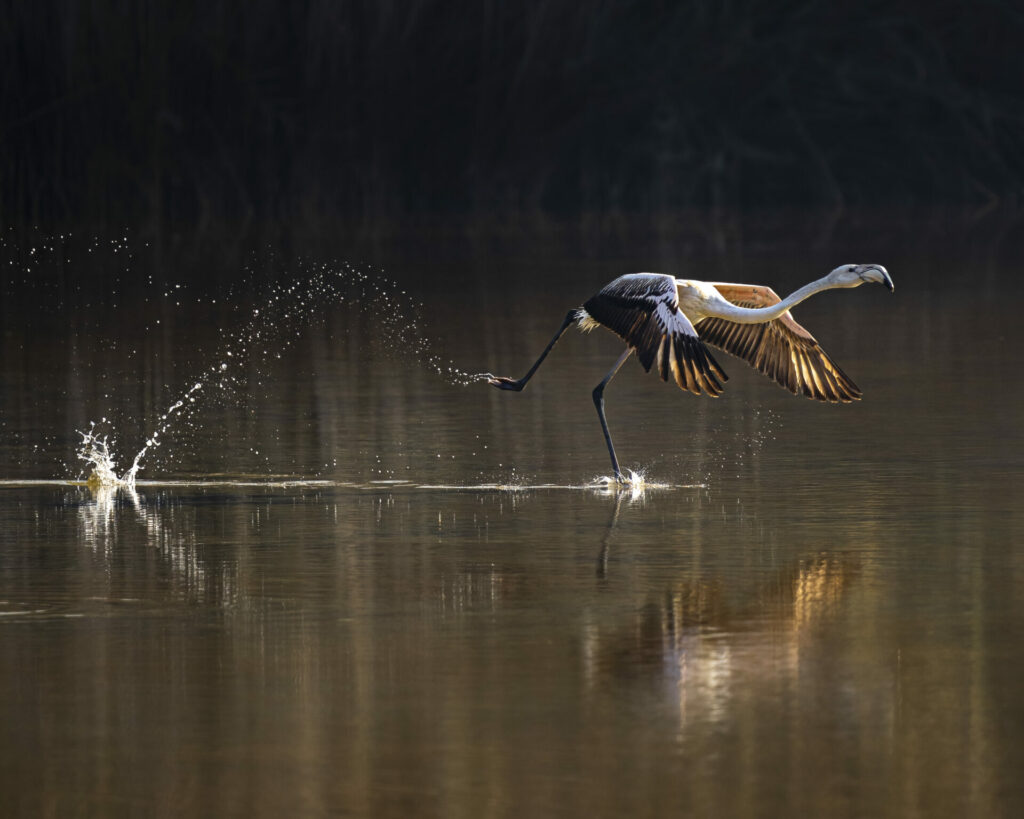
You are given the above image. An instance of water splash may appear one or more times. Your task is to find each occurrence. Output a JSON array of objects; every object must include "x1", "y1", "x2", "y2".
[
  {"x1": 74, "y1": 256, "x2": 480, "y2": 484},
  {"x1": 4, "y1": 232, "x2": 490, "y2": 482},
  {"x1": 78, "y1": 376, "x2": 209, "y2": 487},
  {"x1": 210, "y1": 258, "x2": 483, "y2": 391},
  {"x1": 76, "y1": 424, "x2": 128, "y2": 488},
  {"x1": 590, "y1": 468, "x2": 658, "y2": 491}
]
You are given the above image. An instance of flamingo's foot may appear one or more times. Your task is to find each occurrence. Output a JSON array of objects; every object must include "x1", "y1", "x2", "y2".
[
  {"x1": 487, "y1": 375, "x2": 525, "y2": 391},
  {"x1": 593, "y1": 469, "x2": 646, "y2": 489}
]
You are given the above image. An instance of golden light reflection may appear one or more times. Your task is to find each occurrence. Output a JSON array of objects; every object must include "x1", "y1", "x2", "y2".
[{"x1": 586, "y1": 550, "x2": 861, "y2": 733}]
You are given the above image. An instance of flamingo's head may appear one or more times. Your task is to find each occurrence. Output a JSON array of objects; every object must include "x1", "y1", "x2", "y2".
[{"x1": 828, "y1": 263, "x2": 893, "y2": 292}]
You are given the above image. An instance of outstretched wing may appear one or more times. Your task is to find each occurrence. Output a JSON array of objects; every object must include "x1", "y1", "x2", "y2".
[
  {"x1": 581, "y1": 273, "x2": 728, "y2": 396},
  {"x1": 695, "y1": 283, "x2": 861, "y2": 402}
]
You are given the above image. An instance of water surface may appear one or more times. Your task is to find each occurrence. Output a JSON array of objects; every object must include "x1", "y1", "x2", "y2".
[{"x1": 1, "y1": 221, "x2": 1022, "y2": 816}]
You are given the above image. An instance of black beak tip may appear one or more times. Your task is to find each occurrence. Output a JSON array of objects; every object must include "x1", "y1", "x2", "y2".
[{"x1": 877, "y1": 268, "x2": 894, "y2": 293}]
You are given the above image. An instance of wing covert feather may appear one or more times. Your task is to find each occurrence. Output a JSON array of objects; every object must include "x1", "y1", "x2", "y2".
[{"x1": 697, "y1": 283, "x2": 861, "y2": 402}]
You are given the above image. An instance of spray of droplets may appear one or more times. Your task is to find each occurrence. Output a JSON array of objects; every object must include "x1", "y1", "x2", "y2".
[
  {"x1": 77, "y1": 379, "x2": 211, "y2": 487},
  {"x1": 76, "y1": 255, "x2": 482, "y2": 485},
  {"x1": 76, "y1": 423, "x2": 125, "y2": 487},
  {"x1": 211, "y1": 257, "x2": 487, "y2": 387}
]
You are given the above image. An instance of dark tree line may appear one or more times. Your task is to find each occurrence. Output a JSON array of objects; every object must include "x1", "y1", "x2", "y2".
[{"x1": 2, "y1": 0, "x2": 1022, "y2": 227}]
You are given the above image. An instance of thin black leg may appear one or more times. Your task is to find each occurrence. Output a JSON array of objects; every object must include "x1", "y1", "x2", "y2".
[
  {"x1": 592, "y1": 348, "x2": 633, "y2": 481},
  {"x1": 488, "y1": 310, "x2": 578, "y2": 391}
]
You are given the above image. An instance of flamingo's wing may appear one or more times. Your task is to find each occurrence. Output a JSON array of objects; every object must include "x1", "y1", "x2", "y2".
[
  {"x1": 582, "y1": 274, "x2": 728, "y2": 396},
  {"x1": 695, "y1": 283, "x2": 861, "y2": 402}
]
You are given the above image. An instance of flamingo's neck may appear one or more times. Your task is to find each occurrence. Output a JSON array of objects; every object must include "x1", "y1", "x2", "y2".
[{"x1": 705, "y1": 277, "x2": 837, "y2": 324}]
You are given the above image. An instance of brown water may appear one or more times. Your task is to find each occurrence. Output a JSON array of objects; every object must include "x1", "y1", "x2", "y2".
[{"x1": 1, "y1": 220, "x2": 1023, "y2": 816}]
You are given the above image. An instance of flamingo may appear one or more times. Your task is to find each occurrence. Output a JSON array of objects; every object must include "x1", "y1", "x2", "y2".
[{"x1": 486, "y1": 263, "x2": 893, "y2": 482}]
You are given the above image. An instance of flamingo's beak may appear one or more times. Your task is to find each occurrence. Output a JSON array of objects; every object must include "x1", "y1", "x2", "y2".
[{"x1": 860, "y1": 264, "x2": 893, "y2": 292}]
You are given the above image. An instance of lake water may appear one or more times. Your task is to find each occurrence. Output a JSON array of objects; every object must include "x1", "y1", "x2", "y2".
[{"x1": 2, "y1": 216, "x2": 1022, "y2": 816}]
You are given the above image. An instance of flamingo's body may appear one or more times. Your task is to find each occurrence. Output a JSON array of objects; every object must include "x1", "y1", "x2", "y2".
[{"x1": 487, "y1": 264, "x2": 893, "y2": 482}]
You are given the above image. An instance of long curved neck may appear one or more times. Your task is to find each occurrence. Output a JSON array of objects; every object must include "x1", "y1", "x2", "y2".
[{"x1": 711, "y1": 276, "x2": 838, "y2": 324}]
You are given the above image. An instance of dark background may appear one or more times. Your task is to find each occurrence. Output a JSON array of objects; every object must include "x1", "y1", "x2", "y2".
[{"x1": 3, "y1": 0, "x2": 1023, "y2": 232}]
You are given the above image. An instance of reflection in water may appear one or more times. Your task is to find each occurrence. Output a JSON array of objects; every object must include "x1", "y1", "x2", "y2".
[
  {"x1": 77, "y1": 483, "x2": 142, "y2": 554},
  {"x1": 74, "y1": 483, "x2": 860, "y2": 735},
  {"x1": 588, "y1": 553, "x2": 859, "y2": 726},
  {"x1": 595, "y1": 489, "x2": 637, "y2": 580},
  {"x1": 76, "y1": 484, "x2": 233, "y2": 608},
  {"x1": 1, "y1": 468, "x2": 1019, "y2": 816}
]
